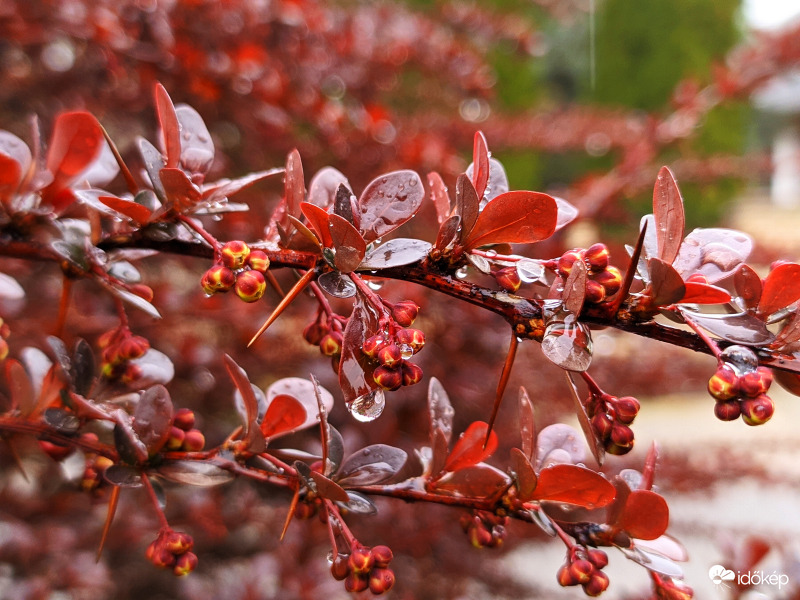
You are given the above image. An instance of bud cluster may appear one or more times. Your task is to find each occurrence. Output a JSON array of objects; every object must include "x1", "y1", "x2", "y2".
[
  {"x1": 98, "y1": 326, "x2": 150, "y2": 382},
  {"x1": 459, "y1": 510, "x2": 508, "y2": 549},
  {"x1": 302, "y1": 317, "x2": 345, "y2": 374},
  {"x1": 585, "y1": 393, "x2": 639, "y2": 455},
  {"x1": 707, "y1": 345, "x2": 774, "y2": 426},
  {"x1": 165, "y1": 408, "x2": 205, "y2": 452},
  {"x1": 145, "y1": 529, "x2": 198, "y2": 576},
  {"x1": 81, "y1": 435, "x2": 114, "y2": 494},
  {"x1": 0, "y1": 316, "x2": 10, "y2": 361},
  {"x1": 556, "y1": 546, "x2": 610, "y2": 597},
  {"x1": 556, "y1": 244, "x2": 622, "y2": 304},
  {"x1": 363, "y1": 326, "x2": 425, "y2": 391},
  {"x1": 201, "y1": 241, "x2": 270, "y2": 303},
  {"x1": 330, "y1": 544, "x2": 395, "y2": 595}
]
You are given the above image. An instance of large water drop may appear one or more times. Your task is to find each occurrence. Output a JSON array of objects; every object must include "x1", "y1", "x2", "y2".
[{"x1": 347, "y1": 389, "x2": 386, "y2": 422}]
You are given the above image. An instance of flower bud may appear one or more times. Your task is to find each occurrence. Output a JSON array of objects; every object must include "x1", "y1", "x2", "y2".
[
  {"x1": 130, "y1": 284, "x2": 155, "y2": 302},
  {"x1": 739, "y1": 366, "x2": 773, "y2": 398},
  {"x1": 319, "y1": 332, "x2": 343, "y2": 357},
  {"x1": 344, "y1": 573, "x2": 369, "y2": 593},
  {"x1": 494, "y1": 267, "x2": 521, "y2": 293},
  {"x1": 557, "y1": 564, "x2": 579, "y2": 587},
  {"x1": 590, "y1": 412, "x2": 614, "y2": 441},
  {"x1": 0, "y1": 338, "x2": 7, "y2": 362},
  {"x1": 468, "y1": 523, "x2": 493, "y2": 548},
  {"x1": 610, "y1": 423, "x2": 634, "y2": 448},
  {"x1": 557, "y1": 249, "x2": 584, "y2": 279},
  {"x1": 587, "y1": 549, "x2": 608, "y2": 569},
  {"x1": 583, "y1": 570, "x2": 610, "y2": 597},
  {"x1": 392, "y1": 300, "x2": 419, "y2": 326},
  {"x1": 348, "y1": 546, "x2": 375, "y2": 574},
  {"x1": 247, "y1": 250, "x2": 270, "y2": 272},
  {"x1": 173, "y1": 408, "x2": 196, "y2": 432},
  {"x1": 707, "y1": 364, "x2": 739, "y2": 401},
  {"x1": 594, "y1": 266, "x2": 622, "y2": 296},
  {"x1": 373, "y1": 365, "x2": 403, "y2": 391},
  {"x1": 182, "y1": 429, "x2": 206, "y2": 452},
  {"x1": 585, "y1": 243, "x2": 610, "y2": 272},
  {"x1": 150, "y1": 546, "x2": 177, "y2": 569},
  {"x1": 362, "y1": 334, "x2": 389, "y2": 358},
  {"x1": 368, "y1": 567, "x2": 396, "y2": 595},
  {"x1": 39, "y1": 440, "x2": 74, "y2": 461},
  {"x1": 119, "y1": 335, "x2": 150, "y2": 360},
  {"x1": 377, "y1": 344, "x2": 402, "y2": 368},
  {"x1": 165, "y1": 426, "x2": 186, "y2": 450},
  {"x1": 584, "y1": 279, "x2": 606, "y2": 304},
  {"x1": 173, "y1": 551, "x2": 198, "y2": 576},
  {"x1": 713, "y1": 399, "x2": 741, "y2": 421},
  {"x1": 330, "y1": 554, "x2": 350, "y2": 580},
  {"x1": 401, "y1": 361, "x2": 424, "y2": 387},
  {"x1": 740, "y1": 394, "x2": 774, "y2": 426},
  {"x1": 201, "y1": 265, "x2": 236, "y2": 294},
  {"x1": 163, "y1": 531, "x2": 194, "y2": 554},
  {"x1": 396, "y1": 328, "x2": 425, "y2": 354},
  {"x1": 302, "y1": 322, "x2": 326, "y2": 346},
  {"x1": 372, "y1": 545, "x2": 394, "y2": 568},
  {"x1": 613, "y1": 396, "x2": 640, "y2": 425},
  {"x1": 235, "y1": 270, "x2": 266, "y2": 302},
  {"x1": 568, "y1": 559, "x2": 594, "y2": 584},
  {"x1": 220, "y1": 240, "x2": 251, "y2": 269}
]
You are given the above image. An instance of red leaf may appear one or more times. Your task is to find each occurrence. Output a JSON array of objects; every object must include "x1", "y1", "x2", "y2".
[
  {"x1": 328, "y1": 213, "x2": 366, "y2": 273},
  {"x1": 562, "y1": 259, "x2": 587, "y2": 315},
  {"x1": 455, "y1": 174, "x2": 479, "y2": 243},
  {"x1": 44, "y1": 112, "x2": 103, "y2": 204},
  {"x1": 99, "y1": 196, "x2": 152, "y2": 225},
  {"x1": 510, "y1": 447, "x2": 538, "y2": 501},
  {"x1": 442, "y1": 421, "x2": 497, "y2": 474},
  {"x1": 434, "y1": 464, "x2": 510, "y2": 497},
  {"x1": 0, "y1": 154, "x2": 21, "y2": 203},
  {"x1": 427, "y1": 171, "x2": 451, "y2": 224},
  {"x1": 652, "y1": 166, "x2": 685, "y2": 265},
  {"x1": 261, "y1": 394, "x2": 307, "y2": 439},
  {"x1": 462, "y1": 191, "x2": 557, "y2": 250},
  {"x1": 616, "y1": 489, "x2": 669, "y2": 540},
  {"x1": 518, "y1": 387, "x2": 536, "y2": 462},
  {"x1": 285, "y1": 149, "x2": 305, "y2": 221},
  {"x1": 160, "y1": 167, "x2": 201, "y2": 213},
  {"x1": 435, "y1": 214, "x2": 461, "y2": 251},
  {"x1": 531, "y1": 464, "x2": 615, "y2": 508},
  {"x1": 132, "y1": 384, "x2": 173, "y2": 456},
  {"x1": 155, "y1": 83, "x2": 181, "y2": 168},
  {"x1": 338, "y1": 289, "x2": 381, "y2": 406},
  {"x1": 734, "y1": 264, "x2": 762, "y2": 309},
  {"x1": 308, "y1": 166, "x2": 349, "y2": 209},
  {"x1": 300, "y1": 202, "x2": 333, "y2": 247},
  {"x1": 358, "y1": 170, "x2": 424, "y2": 243},
  {"x1": 6, "y1": 359, "x2": 34, "y2": 416},
  {"x1": 471, "y1": 131, "x2": 490, "y2": 199},
  {"x1": 223, "y1": 354, "x2": 266, "y2": 453},
  {"x1": 759, "y1": 263, "x2": 800, "y2": 317},
  {"x1": 648, "y1": 258, "x2": 686, "y2": 307},
  {"x1": 309, "y1": 471, "x2": 350, "y2": 503},
  {"x1": 678, "y1": 282, "x2": 731, "y2": 305}
]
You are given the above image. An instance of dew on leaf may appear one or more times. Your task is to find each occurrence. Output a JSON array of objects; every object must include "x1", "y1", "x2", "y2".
[{"x1": 347, "y1": 388, "x2": 386, "y2": 422}]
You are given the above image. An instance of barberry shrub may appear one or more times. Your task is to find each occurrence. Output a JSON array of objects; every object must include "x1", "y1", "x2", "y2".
[{"x1": 2, "y1": 83, "x2": 800, "y2": 599}]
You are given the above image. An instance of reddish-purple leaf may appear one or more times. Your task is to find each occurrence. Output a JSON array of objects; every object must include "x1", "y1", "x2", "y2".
[
  {"x1": 518, "y1": 387, "x2": 536, "y2": 462},
  {"x1": 44, "y1": 112, "x2": 103, "y2": 211},
  {"x1": 775, "y1": 311, "x2": 800, "y2": 348},
  {"x1": 308, "y1": 166, "x2": 349, "y2": 209},
  {"x1": 174, "y1": 104, "x2": 214, "y2": 174},
  {"x1": 159, "y1": 167, "x2": 201, "y2": 213},
  {"x1": 154, "y1": 84, "x2": 181, "y2": 169},
  {"x1": 284, "y1": 149, "x2": 305, "y2": 221},
  {"x1": 358, "y1": 238, "x2": 431, "y2": 270},
  {"x1": 435, "y1": 214, "x2": 461, "y2": 251},
  {"x1": 223, "y1": 354, "x2": 266, "y2": 452},
  {"x1": 531, "y1": 464, "x2": 615, "y2": 508},
  {"x1": 536, "y1": 424, "x2": 586, "y2": 470},
  {"x1": 562, "y1": 259, "x2": 587, "y2": 315},
  {"x1": 442, "y1": 421, "x2": 498, "y2": 474},
  {"x1": 462, "y1": 191, "x2": 557, "y2": 250},
  {"x1": 758, "y1": 263, "x2": 800, "y2": 317},
  {"x1": 265, "y1": 377, "x2": 334, "y2": 435},
  {"x1": 328, "y1": 213, "x2": 366, "y2": 273},
  {"x1": 309, "y1": 471, "x2": 350, "y2": 503},
  {"x1": 471, "y1": 131, "x2": 490, "y2": 199},
  {"x1": 434, "y1": 464, "x2": 511, "y2": 497},
  {"x1": 358, "y1": 170, "x2": 424, "y2": 243},
  {"x1": 616, "y1": 490, "x2": 670, "y2": 540},
  {"x1": 339, "y1": 289, "x2": 381, "y2": 406},
  {"x1": 734, "y1": 264, "x2": 762, "y2": 309},
  {"x1": 565, "y1": 372, "x2": 605, "y2": 466},
  {"x1": 201, "y1": 168, "x2": 284, "y2": 205},
  {"x1": 652, "y1": 166, "x2": 684, "y2": 265},
  {"x1": 300, "y1": 202, "x2": 333, "y2": 247},
  {"x1": 510, "y1": 447, "x2": 538, "y2": 501},
  {"x1": 686, "y1": 311, "x2": 774, "y2": 346},
  {"x1": 678, "y1": 282, "x2": 731, "y2": 305},
  {"x1": 0, "y1": 154, "x2": 21, "y2": 203},
  {"x1": 337, "y1": 444, "x2": 408, "y2": 487},
  {"x1": 334, "y1": 183, "x2": 358, "y2": 228},
  {"x1": 677, "y1": 228, "x2": 752, "y2": 282},
  {"x1": 99, "y1": 196, "x2": 152, "y2": 225},
  {"x1": 132, "y1": 384, "x2": 174, "y2": 456},
  {"x1": 428, "y1": 377, "x2": 454, "y2": 477},
  {"x1": 647, "y1": 258, "x2": 686, "y2": 307},
  {"x1": 158, "y1": 461, "x2": 234, "y2": 486},
  {"x1": 6, "y1": 359, "x2": 34, "y2": 416},
  {"x1": 427, "y1": 171, "x2": 451, "y2": 224},
  {"x1": 455, "y1": 174, "x2": 480, "y2": 243},
  {"x1": 261, "y1": 394, "x2": 306, "y2": 439},
  {"x1": 0, "y1": 130, "x2": 32, "y2": 180}
]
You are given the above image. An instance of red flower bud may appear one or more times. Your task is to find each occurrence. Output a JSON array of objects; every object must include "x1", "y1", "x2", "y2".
[
  {"x1": 173, "y1": 551, "x2": 198, "y2": 576},
  {"x1": 319, "y1": 332, "x2": 343, "y2": 357},
  {"x1": 740, "y1": 394, "x2": 774, "y2": 426},
  {"x1": 163, "y1": 531, "x2": 194, "y2": 554},
  {"x1": 583, "y1": 570, "x2": 610, "y2": 597},
  {"x1": 368, "y1": 567, "x2": 396, "y2": 595},
  {"x1": 557, "y1": 249, "x2": 584, "y2": 279},
  {"x1": 373, "y1": 365, "x2": 403, "y2": 391},
  {"x1": 494, "y1": 266, "x2": 522, "y2": 292},
  {"x1": 344, "y1": 573, "x2": 369, "y2": 593},
  {"x1": 557, "y1": 564, "x2": 580, "y2": 587},
  {"x1": 585, "y1": 279, "x2": 606, "y2": 304},
  {"x1": 235, "y1": 269, "x2": 266, "y2": 302},
  {"x1": 613, "y1": 396, "x2": 640, "y2": 424},
  {"x1": 568, "y1": 559, "x2": 595, "y2": 584},
  {"x1": 247, "y1": 250, "x2": 270, "y2": 272},
  {"x1": 129, "y1": 284, "x2": 155, "y2": 302},
  {"x1": 362, "y1": 334, "x2": 389, "y2": 358},
  {"x1": 401, "y1": 361, "x2": 424, "y2": 387},
  {"x1": 713, "y1": 399, "x2": 741, "y2": 421},
  {"x1": 396, "y1": 328, "x2": 425, "y2": 354},
  {"x1": 585, "y1": 243, "x2": 610, "y2": 272},
  {"x1": 348, "y1": 546, "x2": 375, "y2": 574},
  {"x1": 590, "y1": 412, "x2": 614, "y2": 441},
  {"x1": 372, "y1": 545, "x2": 393, "y2": 568},
  {"x1": 739, "y1": 366, "x2": 772, "y2": 398},
  {"x1": 392, "y1": 300, "x2": 419, "y2": 326},
  {"x1": 201, "y1": 265, "x2": 236, "y2": 294},
  {"x1": 220, "y1": 240, "x2": 251, "y2": 269},
  {"x1": 173, "y1": 408, "x2": 196, "y2": 432},
  {"x1": 587, "y1": 549, "x2": 608, "y2": 569},
  {"x1": 302, "y1": 322, "x2": 326, "y2": 346},
  {"x1": 119, "y1": 335, "x2": 150, "y2": 360},
  {"x1": 594, "y1": 266, "x2": 622, "y2": 296},
  {"x1": 330, "y1": 554, "x2": 350, "y2": 580},
  {"x1": 182, "y1": 429, "x2": 206, "y2": 452},
  {"x1": 377, "y1": 344, "x2": 402, "y2": 367},
  {"x1": 165, "y1": 426, "x2": 186, "y2": 450},
  {"x1": 39, "y1": 440, "x2": 74, "y2": 461},
  {"x1": 707, "y1": 364, "x2": 740, "y2": 401}
]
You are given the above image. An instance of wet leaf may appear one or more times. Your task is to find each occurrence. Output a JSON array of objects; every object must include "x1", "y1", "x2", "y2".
[
  {"x1": 132, "y1": 384, "x2": 174, "y2": 456},
  {"x1": 359, "y1": 238, "x2": 432, "y2": 270},
  {"x1": 635, "y1": 535, "x2": 688, "y2": 562},
  {"x1": 518, "y1": 387, "x2": 536, "y2": 461},
  {"x1": 154, "y1": 83, "x2": 181, "y2": 168},
  {"x1": 334, "y1": 183, "x2": 358, "y2": 227},
  {"x1": 684, "y1": 311, "x2": 774, "y2": 345},
  {"x1": 565, "y1": 372, "x2": 604, "y2": 466},
  {"x1": 617, "y1": 490, "x2": 670, "y2": 540},
  {"x1": 0, "y1": 154, "x2": 22, "y2": 203},
  {"x1": 300, "y1": 202, "x2": 333, "y2": 247},
  {"x1": 462, "y1": 191, "x2": 558, "y2": 250},
  {"x1": 310, "y1": 471, "x2": 349, "y2": 503},
  {"x1": 6, "y1": 359, "x2": 34, "y2": 415},
  {"x1": 45, "y1": 111, "x2": 103, "y2": 193},
  {"x1": 775, "y1": 311, "x2": 800, "y2": 348},
  {"x1": 427, "y1": 171, "x2": 451, "y2": 224},
  {"x1": 98, "y1": 196, "x2": 152, "y2": 225},
  {"x1": 339, "y1": 289, "x2": 381, "y2": 407},
  {"x1": 265, "y1": 377, "x2": 334, "y2": 435},
  {"x1": 531, "y1": 464, "x2": 615, "y2": 508},
  {"x1": 562, "y1": 259, "x2": 587, "y2": 315},
  {"x1": 174, "y1": 104, "x2": 214, "y2": 174},
  {"x1": 160, "y1": 167, "x2": 201, "y2": 213},
  {"x1": 621, "y1": 547, "x2": 684, "y2": 578},
  {"x1": 652, "y1": 167, "x2": 684, "y2": 265},
  {"x1": 471, "y1": 131, "x2": 490, "y2": 199},
  {"x1": 442, "y1": 421, "x2": 498, "y2": 474},
  {"x1": 647, "y1": 258, "x2": 685, "y2": 307},
  {"x1": 434, "y1": 464, "x2": 511, "y2": 497},
  {"x1": 129, "y1": 349, "x2": 175, "y2": 386},
  {"x1": 112, "y1": 409, "x2": 148, "y2": 465},
  {"x1": 677, "y1": 228, "x2": 752, "y2": 282},
  {"x1": 223, "y1": 354, "x2": 266, "y2": 452},
  {"x1": 510, "y1": 447, "x2": 538, "y2": 501},
  {"x1": 734, "y1": 264, "x2": 762, "y2": 309},
  {"x1": 308, "y1": 166, "x2": 349, "y2": 209},
  {"x1": 317, "y1": 271, "x2": 356, "y2": 298},
  {"x1": 454, "y1": 174, "x2": 480, "y2": 243},
  {"x1": 261, "y1": 394, "x2": 306, "y2": 440},
  {"x1": 759, "y1": 262, "x2": 800, "y2": 317},
  {"x1": 435, "y1": 214, "x2": 461, "y2": 251},
  {"x1": 337, "y1": 444, "x2": 408, "y2": 486},
  {"x1": 0, "y1": 130, "x2": 31, "y2": 185},
  {"x1": 325, "y1": 424, "x2": 345, "y2": 477},
  {"x1": 467, "y1": 157, "x2": 509, "y2": 203},
  {"x1": 338, "y1": 491, "x2": 378, "y2": 515},
  {"x1": 678, "y1": 282, "x2": 731, "y2": 305},
  {"x1": 158, "y1": 460, "x2": 235, "y2": 486},
  {"x1": 284, "y1": 149, "x2": 305, "y2": 221},
  {"x1": 536, "y1": 424, "x2": 586, "y2": 471},
  {"x1": 428, "y1": 378, "x2": 454, "y2": 477},
  {"x1": 554, "y1": 196, "x2": 579, "y2": 232},
  {"x1": 358, "y1": 170, "x2": 424, "y2": 243},
  {"x1": 43, "y1": 407, "x2": 80, "y2": 434},
  {"x1": 328, "y1": 213, "x2": 366, "y2": 273},
  {"x1": 104, "y1": 464, "x2": 143, "y2": 488},
  {"x1": 137, "y1": 137, "x2": 167, "y2": 200}
]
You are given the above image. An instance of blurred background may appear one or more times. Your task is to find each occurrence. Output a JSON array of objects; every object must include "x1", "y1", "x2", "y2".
[{"x1": 2, "y1": 1, "x2": 800, "y2": 598}]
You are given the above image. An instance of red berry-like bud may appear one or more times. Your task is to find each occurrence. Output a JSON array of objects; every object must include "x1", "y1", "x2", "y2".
[
  {"x1": 396, "y1": 328, "x2": 425, "y2": 354},
  {"x1": 591, "y1": 412, "x2": 614, "y2": 441},
  {"x1": 739, "y1": 367, "x2": 773, "y2": 398},
  {"x1": 585, "y1": 243, "x2": 610, "y2": 272},
  {"x1": 568, "y1": 559, "x2": 595, "y2": 584},
  {"x1": 163, "y1": 531, "x2": 194, "y2": 554},
  {"x1": 173, "y1": 408, "x2": 196, "y2": 432},
  {"x1": 468, "y1": 523, "x2": 493, "y2": 548},
  {"x1": 173, "y1": 551, "x2": 198, "y2": 576},
  {"x1": 373, "y1": 365, "x2": 403, "y2": 391},
  {"x1": 401, "y1": 361, "x2": 424, "y2": 387},
  {"x1": 201, "y1": 265, "x2": 236, "y2": 294},
  {"x1": 319, "y1": 332, "x2": 343, "y2": 357},
  {"x1": 377, "y1": 344, "x2": 402, "y2": 367},
  {"x1": 182, "y1": 429, "x2": 206, "y2": 451},
  {"x1": 557, "y1": 249, "x2": 584, "y2": 279},
  {"x1": 610, "y1": 423, "x2": 634, "y2": 448},
  {"x1": 293, "y1": 501, "x2": 317, "y2": 520},
  {"x1": 587, "y1": 549, "x2": 609, "y2": 570},
  {"x1": 130, "y1": 284, "x2": 155, "y2": 303},
  {"x1": 372, "y1": 545, "x2": 393, "y2": 568},
  {"x1": 392, "y1": 300, "x2": 420, "y2": 326},
  {"x1": 119, "y1": 335, "x2": 150, "y2": 360},
  {"x1": 348, "y1": 546, "x2": 375, "y2": 575},
  {"x1": 707, "y1": 364, "x2": 740, "y2": 401},
  {"x1": 165, "y1": 426, "x2": 186, "y2": 450},
  {"x1": 714, "y1": 399, "x2": 741, "y2": 421},
  {"x1": 344, "y1": 573, "x2": 369, "y2": 593},
  {"x1": 585, "y1": 279, "x2": 606, "y2": 304},
  {"x1": 39, "y1": 440, "x2": 74, "y2": 461},
  {"x1": 557, "y1": 564, "x2": 579, "y2": 587},
  {"x1": 247, "y1": 250, "x2": 270, "y2": 272},
  {"x1": 303, "y1": 322, "x2": 326, "y2": 346},
  {"x1": 495, "y1": 266, "x2": 522, "y2": 292},
  {"x1": 614, "y1": 396, "x2": 640, "y2": 424},
  {"x1": 151, "y1": 546, "x2": 177, "y2": 569},
  {"x1": 369, "y1": 567, "x2": 396, "y2": 595},
  {"x1": 583, "y1": 570, "x2": 610, "y2": 596},
  {"x1": 362, "y1": 334, "x2": 389, "y2": 358},
  {"x1": 740, "y1": 394, "x2": 774, "y2": 426},
  {"x1": 220, "y1": 240, "x2": 251, "y2": 269},
  {"x1": 0, "y1": 337, "x2": 7, "y2": 361},
  {"x1": 594, "y1": 266, "x2": 622, "y2": 296},
  {"x1": 235, "y1": 269, "x2": 266, "y2": 302},
  {"x1": 330, "y1": 554, "x2": 350, "y2": 580}
]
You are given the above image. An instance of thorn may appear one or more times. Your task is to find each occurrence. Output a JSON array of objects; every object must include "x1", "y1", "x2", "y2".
[
  {"x1": 248, "y1": 268, "x2": 316, "y2": 347},
  {"x1": 608, "y1": 220, "x2": 648, "y2": 315},
  {"x1": 280, "y1": 486, "x2": 301, "y2": 542},
  {"x1": 484, "y1": 335, "x2": 519, "y2": 448},
  {"x1": 96, "y1": 485, "x2": 120, "y2": 562}
]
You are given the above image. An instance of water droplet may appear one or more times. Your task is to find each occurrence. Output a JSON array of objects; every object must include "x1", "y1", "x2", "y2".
[
  {"x1": 409, "y1": 178, "x2": 417, "y2": 187},
  {"x1": 367, "y1": 280, "x2": 384, "y2": 291},
  {"x1": 212, "y1": 214, "x2": 223, "y2": 222},
  {"x1": 399, "y1": 344, "x2": 414, "y2": 359},
  {"x1": 455, "y1": 267, "x2": 468, "y2": 279},
  {"x1": 541, "y1": 317, "x2": 593, "y2": 372},
  {"x1": 347, "y1": 389, "x2": 386, "y2": 422},
  {"x1": 363, "y1": 448, "x2": 371, "y2": 456},
  {"x1": 720, "y1": 345, "x2": 758, "y2": 373},
  {"x1": 183, "y1": 131, "x2": 192, "y2": 141},
  {"x1": 515, "y1": 336, "x2": 525, "y2": 343},
  {"x1": 484, "y1": 249, "x2": 498, "y2": 258},
  {"x1": 203, "y1": 293, "x2": 213, "y2": 299},
  {"x1": 326, "y1": 551, "x2": 334, "y2": 564},
  {"x1": 517, "y1": 259, "x2": 545, "y2": 283}
]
